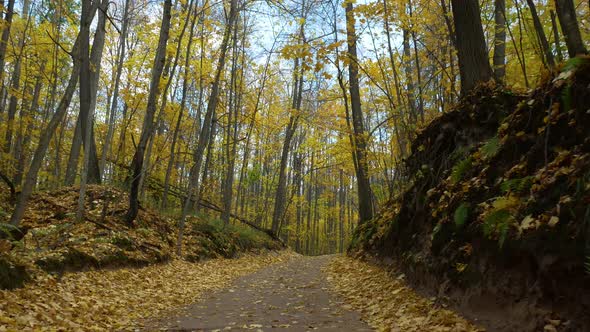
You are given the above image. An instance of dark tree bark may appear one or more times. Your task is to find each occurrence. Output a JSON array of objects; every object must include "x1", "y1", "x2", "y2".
[
  {"x1": 0, "y1": 0, "x2": 14, "y2": 114},
  {"x1": 0, "y1": 0, "x2": 16, "y2": 149},
  {"x1": 271, "y1": 56, "x2": 302, "y2": 235},
  {"x1": 162, "y1": 0, "x2": 197, "y2": 210},
  {"x1": 346, "y1": 1, "x2": 374, "y2": 224},
  {"x1": 550, "y1": 10, "x2": 564, "y2": 62},
  {"x1": 451, "y1": 0, "x2": 493, "y2": 94},
  {"x1": 526, "y1": 0, "x2": 555, "y2": 68},
  {"x1": 554, "y1": 0, "x2": 587, "y2": 57},
  {"x1": 126, "y1": 0, "x2": 173, "y2": 224},
  {"x1": 100, "y1": 0, "x2": 131, "y2": 181},
  {"x1": 10, "y1": 3, "x2": 100, "y2": 226},
  {"x1": 177, "y1": 0, "x2": 238, "y2": 255},
  {"x1": 493, "y1": 0, "x2": 506, "y2": 81}
]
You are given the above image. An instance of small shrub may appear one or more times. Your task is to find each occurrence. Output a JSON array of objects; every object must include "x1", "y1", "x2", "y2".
[
  {"x1": 480, "y1": 136, "x2": 500, "y2": 159},
  {"x1": 454, "y1": 203, "x2": 470, "y2": 229},
  {"x1": 500, "y1": 176, "x2": 533, "y2": 194},
  {"x1": 562, "y1": 57, "x2": 587, "y2": 72},
  {"x1": 483, "y1": 209, "x2": 511, "y2": 247},
  {"x1": 482, "y1": 196, "x2": 520, "y2": 247},
  {"x1": 451, "y1": 157, "x2": 473, "y2": 184},
  {"x1": 0, "y1": 223, "x2": 21, "y2": 240}
]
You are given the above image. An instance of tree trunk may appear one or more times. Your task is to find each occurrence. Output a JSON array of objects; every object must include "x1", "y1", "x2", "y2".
[
  {"x1": 77, "y1": 0, "x2": 94, "y2": 222},
  {"x1": 100, "y1": 0, "x2": 131, "y2": 181},
  {"x1": 554, "y1": 0, "x2": 587, "y2": 57},
  {"x1": 346, "y1": 1, "x2": 374, "y2": 224},
  {"x1": 550, "y1": 10, "x2": 564, "y2": 62},
  {"x1": 525, "y1": 0, "x2": 555, "y2": 68},
  {"x1": 271, "y1": 56, "x2": 302, "y2": 235},
  {"x1": 402, "y1": 29, "x2": 418, "y2": 124},
  {"x1": 222, "y1": 13, "x2": 244, "y2": 225},
  {"x1": 0, "y1": 0, "x2": 15, "y2": 114},
  {"x1": 177, "y1": 0, "x2": 238, "y2": 255},
  {"x1": 162, "y1": 0, "x2": 198, "y2": 210},
  {"x1": 493, "y1": 0, "x2": 506, "y2": 81},
  {"x1": 10, "y1": 3, "x2": 100, "y2": 226},
  {"x1": 126, "y1": 0, "x2": 172, "y2": 223},
  {"x1": 3, "y1": 12, "x2": 31, "y2": 155},
  {"x1": 450, "y1": 0, "x2": 493, "y2": 94},
  {"x1": 14, "y1": 69, "x2": 43, "y2": 187}
]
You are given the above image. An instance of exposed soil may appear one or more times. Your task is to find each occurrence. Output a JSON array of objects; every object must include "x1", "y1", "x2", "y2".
[{"x1": 351, "y1": 57, "x2": 590, "y2": 331}]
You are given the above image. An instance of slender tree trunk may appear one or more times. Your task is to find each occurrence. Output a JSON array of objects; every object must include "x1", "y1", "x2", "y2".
[
  {"x1": 4, "y1": 9, "x2": 32, "y2": 155},
  {"x1": 14, "y1": 69, "x2": 43, "y2": 187},
  {"x1": 100, "y1": 0, "x2": 131, "y2": 181},
  {"x1": 305, "y1": 151, "x2": 314, "y2": 255},
  {"x1": 271, "y1": 57, "x2": 302, "y2": 235},
  {"x1": 346, "y1": 1, "x2": 374, "y2": 224},
  {"x1": 0, "y1": 0, "x2": 15, "y2": 114},
  {"x1": 177, "y1": 0, "x2": 238, "y2": 255},
  {"x1": 550, "y1": 10, "x2": 564, "y2": 62},
  {"x1": 126, "y1": 0, "x2": 172, "y2": 224},
  {"x1": 525, "y1": 0, "x2": 555, "y2": 68},
  {"x1": 402, "y1": 29, "x2": 418, "y2": 124},
  {"x1": 554, "y1": 0, "x2": 587, "y2": 57},
  {"x1": 493, "y1": 0, "x2": 506, "y2": 81},
  {"x1": 338, "y1": 168, "x2": 345, "y2": 253},
  {"x1": 77, "y1": 0, "x2": 94, "y2": 222},
  {"x1": 10, "y1": 3, "x2": 100, "y2": 226},
  {"x1": 162, "y1": 1, "x2": 198, "y2": 210}
]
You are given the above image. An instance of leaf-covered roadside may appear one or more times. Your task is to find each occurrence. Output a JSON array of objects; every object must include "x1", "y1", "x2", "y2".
[
  {"x1": 0, "y1": 185, "x2": 282, "y2": 289},
  {"x1": 349, "y1": 56, "x2": 590, "y2": 330},
  {"x1": 326, "y1": 256, "x2": 482, "y2": 332},
  {"x1": 0, "y1": 250, "x2": 297, "y2": 331}
]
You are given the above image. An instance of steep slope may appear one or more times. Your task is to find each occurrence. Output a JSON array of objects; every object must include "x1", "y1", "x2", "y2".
[
  {"x1": 1, "y1": 185, "x2": 282, "y2": 289},
  {"x1": 351, "y1": 57, "x2": 590, "y2": 331}
]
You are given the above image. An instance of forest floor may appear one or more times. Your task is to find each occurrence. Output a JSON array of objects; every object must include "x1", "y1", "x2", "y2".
[
  {"x1": 149, "y1": 255, "x2": 479, "y2": 332},
  {"x1": 0, "y1": 250, "x2": 296, "y2": 330},
  {"x1": 2, "y1": 247, "x2": 504, "y2": 331}
]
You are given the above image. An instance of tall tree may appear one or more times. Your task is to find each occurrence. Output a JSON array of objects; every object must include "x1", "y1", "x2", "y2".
[
  {"x1": 450, "y1": 0, "x2": 493, "y2": 94},
  {"x1": 126, "y1": 0, "x2": 173, "y2": 223},
  {"x1": 345, "y1": 0, "x2": 374, "y2": 224},
  {"x1": 492, "y1": 0, "x2": 506, "y2": 81},
  {"x1": 554, "y1": 0, "x2": 587, "y2": 57},
  {"x1": 10, "y1": 3, "x2": 101, "y2": 226},
  {"x1": 525, "y1": 0, "x2": 555, "y2": 69},
  {"x1": 0, "y1": 0, "x2": 15, "y2": 115},
  {"x1": 100, "y1": 0, "x2": 131, "y2": 181},
  {"x1": 271, "y1": 3, "x2": 305, "y2": 236},
  {"x1": 177, "y1": 0, "x2": 239, "y2": 255}
]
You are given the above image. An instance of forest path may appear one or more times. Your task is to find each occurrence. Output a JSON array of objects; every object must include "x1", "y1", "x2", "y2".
[{"x1": 152, "y1": 255, "x2": 373, "y2": 331}]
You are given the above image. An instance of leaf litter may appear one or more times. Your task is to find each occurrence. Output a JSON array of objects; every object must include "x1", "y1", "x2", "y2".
[
  {"x1": 0, "y1": 250, "x2": 296, "y2": 331},
  {"x1": 326, "y1": 256, "x2": 484, "y2": 332}
]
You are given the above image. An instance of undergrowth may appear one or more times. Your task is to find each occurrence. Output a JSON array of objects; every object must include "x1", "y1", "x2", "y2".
[{"x1": 451, "y1": 157, "x2": 473, "y2": 184}]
